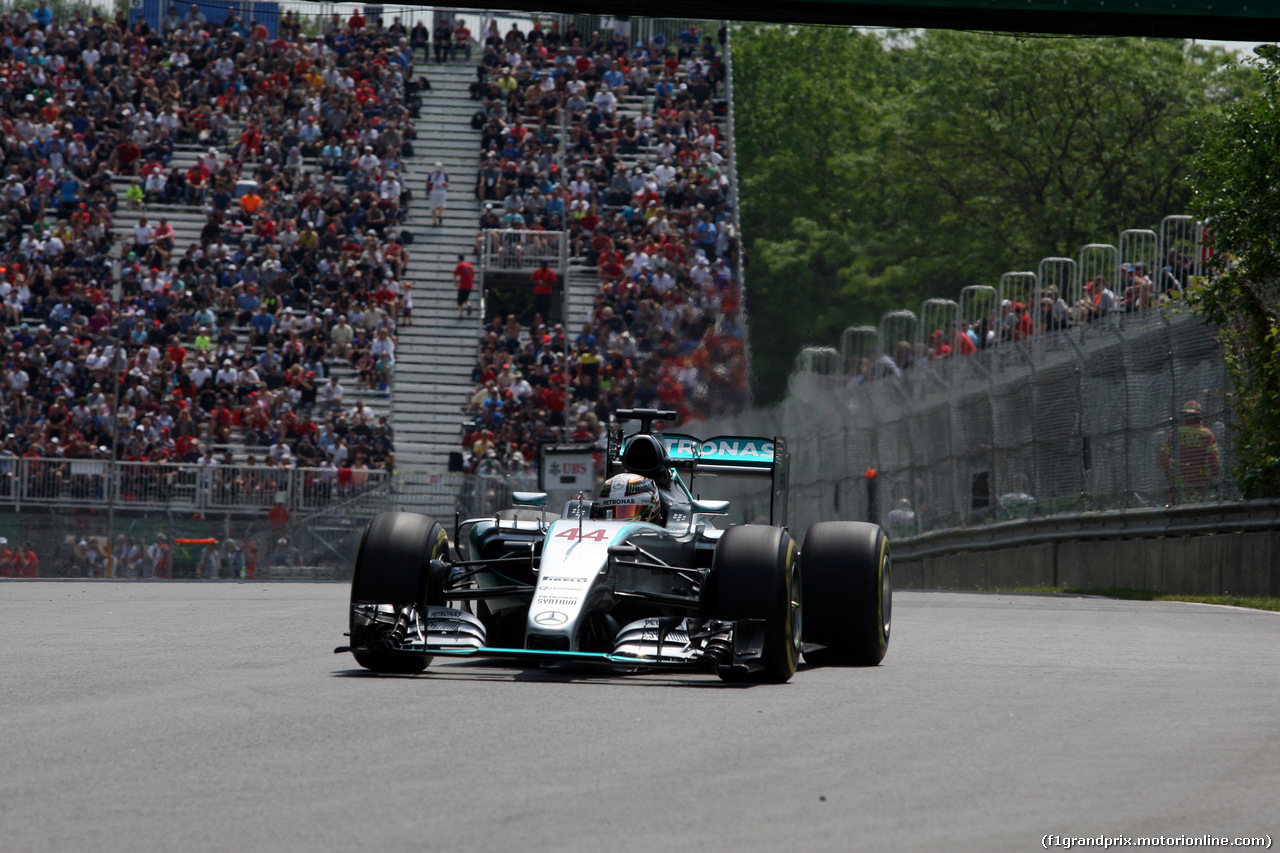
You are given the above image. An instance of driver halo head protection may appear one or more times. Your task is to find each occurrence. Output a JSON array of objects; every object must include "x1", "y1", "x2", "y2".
[{"x1": 597, "y1": 473, "x2": 659, "y2": 522}]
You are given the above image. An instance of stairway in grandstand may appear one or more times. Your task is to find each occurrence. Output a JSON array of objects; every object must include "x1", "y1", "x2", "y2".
[{"x1": 389, "y1": 62, "x2": 485, "y2": 469}]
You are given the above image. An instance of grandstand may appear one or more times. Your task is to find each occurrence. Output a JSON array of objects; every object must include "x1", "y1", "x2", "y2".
[
  {"x1": 0, "y1": 6, "x2": 752, "y2": 576},
  {"x1": 0, "y1": 5, "x2": 430, "y2": 574}
]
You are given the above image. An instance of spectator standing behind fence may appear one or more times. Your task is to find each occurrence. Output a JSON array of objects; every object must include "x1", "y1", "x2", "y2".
[
  {"x1": 1072, "y1": 276, "x2": 1115, "y2": 323},
  {"x1": 268, "y1": 498, "x2": 291, "y2": 540},
  {"x1": 1159, "y1": 400, "x2": 1221, "y2": 505},
  {"x1": 998, "y1": 474, "x2": 1037, "y2": 520},
  {"x1": 148, "y1": 534, "x2": 172, "y2": 579},
  {"x1": 886, "y1": 498, "x2": 918, "y2": 538},
  {"x1": 199, "y1": 542, "x2": 221, "y2": 580},
  {"x1": 16, "y1": 543, "x2": 38, "y2": 578}
]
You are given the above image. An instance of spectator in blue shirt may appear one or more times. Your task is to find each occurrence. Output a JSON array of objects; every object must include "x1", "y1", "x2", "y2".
[
  {"x1": 250, "y1": 305, "x2": 275, "y2": 343},
  {"x1": 210, "y1": 187, "x2": 232, "y2": 215},
  {"x1": 58, "y1": 173, "x2": 79, "y2": 212},
  {"x1": 602, "y1": 60, "x2": 627, "y2": 92},
  {"x1": 677, "y1": 26, "x2": 700, "y2": 58},
  {"x1": 31, "y1": 0, "x2": 53, "y2": 28},
  {"x1": 653, "y1": 76, "x2": 675, "y2": 109},
  {"x1": 321, "y1": 140, "x2": 345, "y2": 172},
  {"x1": 695, "y1": 216, "x2": 718, "y2": 259}
]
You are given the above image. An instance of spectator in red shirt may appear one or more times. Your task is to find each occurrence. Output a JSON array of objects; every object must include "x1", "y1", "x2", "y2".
[
  {"x1": 541, "y1": 382, "x2": 566, "y2": 427},
  {"x1": 238, "y1": 125, "x2": 263, "y2": 163},
  {"x1": 373, "y1": 283, "x2": 397, "y2": 311},
  {"x1": 1015, "y1": 303, "x2": 1034, "y2": 341},
  {"x1": 268, "y1": 500, "x2": 290, "y2": 537},
  {"x1": 454, "y1": 254, "x2": 475, "y2": 319},
  {"x1": 16, "y1": 542, "x2": 39, "y2": 578},
  {"x1": 531, "y1": 261, "x2": 557, "y2": 323},
  {"x1": 950, "y1": 322, "x2": 977, "y2": 355},
  {"x1": 114, "y1": 139, "x2": 143, "y2": 175},
  {"x1": 598, "y1": 249, "x2": 624, "y2": 285},
  {"x1": 453, "y1": 19, "x2": 472, "y2": 62},
  {"x1": 166, "y1": 336, "x2": 188, "y2": 368},
  {"x1": 927, "y1": 331, "x2": 951, "y2": 360}
]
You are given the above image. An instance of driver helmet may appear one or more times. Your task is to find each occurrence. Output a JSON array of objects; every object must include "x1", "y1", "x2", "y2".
[{"x1": 597, "y1": 473, "x2": 660, "y2": 522}]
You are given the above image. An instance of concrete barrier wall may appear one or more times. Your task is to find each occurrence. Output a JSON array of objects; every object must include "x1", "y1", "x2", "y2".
[{"x1": 890, "y1": 503, "x2": 1280, "y2": 596}]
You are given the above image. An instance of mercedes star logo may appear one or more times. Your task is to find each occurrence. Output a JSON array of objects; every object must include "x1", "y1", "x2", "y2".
[{"x1": 533, "y1": 610, "x2": 568, "y2": 626}]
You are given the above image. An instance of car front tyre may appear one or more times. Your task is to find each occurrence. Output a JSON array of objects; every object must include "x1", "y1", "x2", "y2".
[
  {"x1": 349, "y1": 511, "x2": 449, "y2": 674},
  {"x1": 711, "y1": 525, "x2": 801, "y2": 684}
]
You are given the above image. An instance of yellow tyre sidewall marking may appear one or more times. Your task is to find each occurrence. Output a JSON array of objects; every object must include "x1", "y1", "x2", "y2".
[{"x1": 783, "y1": 538, "x2": 797, "y2": 673}]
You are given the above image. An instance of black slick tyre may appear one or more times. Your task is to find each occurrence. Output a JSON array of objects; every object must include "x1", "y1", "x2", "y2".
[
  {"x1": 711, "y1": 525, "x2": 801, "y2": 684},
  {"x1": 802, "y1": 521, "x2": 891, "y2": 666},
  {"x1": 349, "y1": 511, "x2": 449, "y2": 674}
]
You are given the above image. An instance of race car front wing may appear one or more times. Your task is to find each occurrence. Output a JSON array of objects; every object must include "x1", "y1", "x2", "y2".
[{"x1": 337, "y1": 605, "x2": 770, "y2": 677}]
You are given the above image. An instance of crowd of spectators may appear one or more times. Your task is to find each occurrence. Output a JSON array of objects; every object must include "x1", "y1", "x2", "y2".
[
  {"x1": 850, "y1": 252, "x2": 1199, "y2": 386},
  {"x1": 456, "y1": 20, "x2": 750, "y2": 475},
  {"x1": 0, "y1": 2, "x2": 423, "y2": 490}
]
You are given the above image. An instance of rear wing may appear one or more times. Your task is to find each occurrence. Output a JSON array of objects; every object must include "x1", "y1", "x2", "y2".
[
  {"x1": 655, "y1": 434, "x2": 778, "y2": 477},
  {"x1": 607, "y1": 412, "x2": 790, "y2": 526}
]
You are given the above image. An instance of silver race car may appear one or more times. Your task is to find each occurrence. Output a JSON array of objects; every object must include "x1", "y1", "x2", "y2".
[{"x1": 336, "y1": 409, "x2": 891, "y2": 683}]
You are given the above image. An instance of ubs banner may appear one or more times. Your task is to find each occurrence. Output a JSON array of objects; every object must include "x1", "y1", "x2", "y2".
[{"x1": 540, "y1": 445, "x2": 597, "y2": 492}]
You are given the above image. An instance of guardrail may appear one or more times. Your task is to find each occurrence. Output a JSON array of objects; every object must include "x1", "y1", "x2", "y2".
[
  {"x1": 0, "y1": 459, "x2": 389, "y2": 514},
  {"x1": 889, "y1": 500, "x2": 1280, "y2": 596}
]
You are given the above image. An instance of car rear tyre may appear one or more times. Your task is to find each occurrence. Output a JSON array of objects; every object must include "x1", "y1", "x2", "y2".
[
  {"x1": 802, "y1": 521, "x2": 891, "y2": 666},
  {"x1": 711, "y1": 525, "x2": 801, "y2": 684},
  {"x1": 349, "y1": 511, "x2": 449, "y2": 674}
]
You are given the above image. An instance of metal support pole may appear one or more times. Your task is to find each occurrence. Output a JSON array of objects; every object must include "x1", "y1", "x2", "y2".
[{"x1": 106, "y1": 342, "x2": 123, "y2": 578}]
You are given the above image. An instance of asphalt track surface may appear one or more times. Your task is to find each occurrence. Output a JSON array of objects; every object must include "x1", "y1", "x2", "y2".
[{"x1": 1, "y1": 584, "x2": 1277, "y2": 853}]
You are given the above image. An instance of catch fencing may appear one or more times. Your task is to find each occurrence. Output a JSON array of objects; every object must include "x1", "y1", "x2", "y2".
[{"x1": 703, "y1": 309, "x2": 1233, "y2": 537}]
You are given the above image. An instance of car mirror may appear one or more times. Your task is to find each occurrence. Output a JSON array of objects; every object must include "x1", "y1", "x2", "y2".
[
  {"x1": 692, "y1": 499, "x2": 730, "y2": 515},
  {"x1": 512, "y1": 491, "x2": 548, "y2": 507}
]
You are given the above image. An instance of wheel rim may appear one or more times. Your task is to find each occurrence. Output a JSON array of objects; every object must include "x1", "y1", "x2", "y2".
[
  {"x1": 791, "y1": 557, "x2": 803, "y2": 657},
  {"x1": 881, "y1": 552, "x2": 892, "y2": 640}
]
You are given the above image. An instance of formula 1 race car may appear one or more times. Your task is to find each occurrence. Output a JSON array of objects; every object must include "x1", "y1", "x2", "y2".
[{"x1": 336, "y1": 409, "x2": 891, "y2": 683}]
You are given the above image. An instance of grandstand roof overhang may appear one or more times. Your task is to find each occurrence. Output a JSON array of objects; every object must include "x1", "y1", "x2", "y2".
[{"x1": 453, "y1": 0, "x2": 1280, "y2": 42}]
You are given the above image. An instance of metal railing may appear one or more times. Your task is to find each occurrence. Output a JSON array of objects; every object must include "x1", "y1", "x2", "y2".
[
  {"x1": 0, "y1": 466, "x2": 543, "y2": 579},
  {"x1": 481, "y1": 228, "x2": 563, "y2": 272},
  {"x1": 0, "y1": 459, "x2": 390, "y2": 514},
  {"x1": 0, "y1": 460, "x2": 540, "y2": 519}
]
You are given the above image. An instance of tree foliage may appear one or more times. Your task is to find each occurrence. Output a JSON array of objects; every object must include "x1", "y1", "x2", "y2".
[
  {"x1": 733, "y1": 26, "x2": 1249, "y2": 402},
  {"x1": 1188, "y1": 52, "x2": 1280, "y2": 497}
]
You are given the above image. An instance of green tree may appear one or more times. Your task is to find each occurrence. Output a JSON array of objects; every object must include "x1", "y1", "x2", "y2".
[
  {"x1": 1188, "y1": 50, "x2": 1280, "y2": 497},
  {"x1": 733, "y1": 27, "x2": 1248, "y2": 402},
  {"x1": 732, "y1": 25, "x2": 891, "y2": 399}
]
